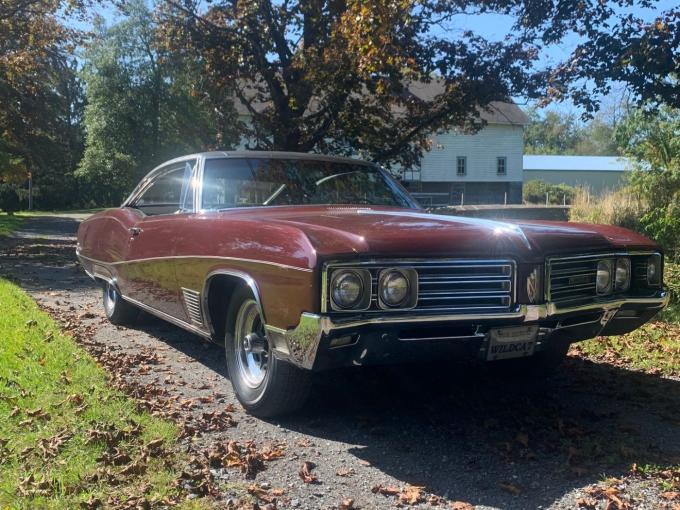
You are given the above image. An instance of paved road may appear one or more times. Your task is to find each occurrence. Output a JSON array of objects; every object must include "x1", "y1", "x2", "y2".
[{"x1": 2, "y1": 215, "x2": 679, "y2": 509}]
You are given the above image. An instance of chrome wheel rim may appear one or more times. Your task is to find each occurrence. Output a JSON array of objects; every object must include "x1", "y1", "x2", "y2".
[
  {"x1": 104, "y1": 283, "x2": 117, "y2": 316},
  {"x1": 234, "y1": 299, "x2": 269, "y2": 388}
]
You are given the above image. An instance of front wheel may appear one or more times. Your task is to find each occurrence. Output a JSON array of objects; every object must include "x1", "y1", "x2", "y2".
[
  {"x1": 224, "y1": 287, "x2": 311, "y2": 417},
  {"x1": 102, "y1": 281, "x2": 139, "y2": 325}
]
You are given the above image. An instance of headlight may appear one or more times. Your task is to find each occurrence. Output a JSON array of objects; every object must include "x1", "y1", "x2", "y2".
[
  {"x1": 614, "y1": 257, "x2": 631, "y2": 292},
  {"x1": 330, "y1": 270, "x2": 365, "y2": 309},
  {"x1": 596, "y1": 259, "x2": 613, "y2": 295},
  {"x1": 377, "y1": 268, "x2": 417, "y2": 309},
  {"x1": 647, "y1": 254, "x2": 662, "y2": 287},
  {"x1": 379, "y1": 270, "x2": 410, "y2": 307}
]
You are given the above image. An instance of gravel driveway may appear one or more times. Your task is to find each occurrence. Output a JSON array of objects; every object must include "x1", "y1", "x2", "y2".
[{"x1": 2, "y1": 215, "x2": 679, "y2": 510}]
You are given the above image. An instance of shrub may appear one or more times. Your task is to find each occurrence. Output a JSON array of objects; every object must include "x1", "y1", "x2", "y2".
[
  {"x1": 523, "y1": 180, "x2": 577, "y2": 205},
  {"x1": 0, "y1": 184, "x2": 20, "y2": 215}
]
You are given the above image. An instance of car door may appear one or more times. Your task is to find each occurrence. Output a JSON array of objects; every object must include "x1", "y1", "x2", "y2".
[{"x1": 116, "y1": 159, "x2": 197, "y2": 319}]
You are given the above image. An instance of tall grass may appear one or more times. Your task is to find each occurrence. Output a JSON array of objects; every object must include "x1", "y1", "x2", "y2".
[{"x1": 569, "y1": 187, "x2": 646, "y2": 231}]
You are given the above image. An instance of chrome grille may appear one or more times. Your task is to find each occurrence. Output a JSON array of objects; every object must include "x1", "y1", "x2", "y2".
[
  {"x1": 325, "y1": 260, "x2": 515, "y2": 314},
  {"x1": 633, "y1": 260, "x2": 648, "y2": 284},
  {"x1": 547, "y1": 257, "x2": 599, "y2": 304},
  {"x1": 181, "y1": 288, "x2": 204, "y2": 326}
]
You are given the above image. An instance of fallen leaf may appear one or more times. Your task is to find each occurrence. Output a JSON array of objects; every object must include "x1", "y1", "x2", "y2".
[
  {"x1": 515, "y1": 432, "x2": 529, "y2": 448},
  {"x1": 449, "y1": 502, "x2": 474, "y2": 510},
  {"x1": 372, "y1": 485, "x2": 400, "y2": 496},
  {"x1": 399, "y1": 485, "x2": 425, "y2": 505},
  {"x1": 339, "y1": 497, "x2": 355, "y2": 510},
  {"x1": 500, "y1": 482, "x2": 521, "y2": 496},
  {"x1": 299, "y1": 461, "x2": 319, "y2": 484}
]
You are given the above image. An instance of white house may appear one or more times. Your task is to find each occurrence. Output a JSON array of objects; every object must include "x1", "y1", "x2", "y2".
[
  {"x1": 400, "y1": 100, "x2": 528, "y2": 206},
  {"x1": 523, "y1": 155, "x2": 632, "y2": 194}
]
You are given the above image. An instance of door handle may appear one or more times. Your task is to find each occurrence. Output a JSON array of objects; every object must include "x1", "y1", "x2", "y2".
[{"x1": 129, "y1": 227, "x2": 143, "y2": 236}]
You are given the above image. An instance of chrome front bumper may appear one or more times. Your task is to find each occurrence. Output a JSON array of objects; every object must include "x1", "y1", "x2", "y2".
[{"x1": 265, "y1": 292, "x2": 669, "y2": 370}]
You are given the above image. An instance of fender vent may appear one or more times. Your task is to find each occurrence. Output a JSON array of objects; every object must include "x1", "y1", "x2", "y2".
[{"x1": 181, "y1": 288, "x2": 204, "y2": 326}]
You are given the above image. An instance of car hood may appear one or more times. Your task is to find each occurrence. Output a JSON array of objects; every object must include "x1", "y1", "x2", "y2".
[{"x1": 244, "y1": 206, "x2": 658, "y2": 263}]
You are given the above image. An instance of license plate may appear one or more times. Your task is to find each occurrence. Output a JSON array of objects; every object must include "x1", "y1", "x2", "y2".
[{"x1": 486, "y1": 326, "x2": 539, "y2": 361}]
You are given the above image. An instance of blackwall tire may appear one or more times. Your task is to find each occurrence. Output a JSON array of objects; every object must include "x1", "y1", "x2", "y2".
[
  {"x1": 102, "y1": 281, "x2": 139, "y2": 325},
  {"x1": 224, "y1": 286, "x2": 311, "y2": 417}
]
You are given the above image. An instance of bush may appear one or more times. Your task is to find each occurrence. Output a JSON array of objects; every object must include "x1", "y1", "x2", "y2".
[
  {"x1": 0, "y1": 184, "x2": 20, "y2": 215},
  {"x1": 523, "y1": 180, "x2": 577, "y2": 205}
]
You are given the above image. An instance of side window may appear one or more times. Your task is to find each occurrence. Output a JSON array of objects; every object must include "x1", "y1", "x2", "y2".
[
  {"x1": 497, "y1": 157, "x2": 507, "y2": 176},
  {"x1": 456, "y1": 156, "x2": 466, "y2": 176},
  {"x1": 134, "y1": 160, "x2": 196, "y2": 215}
]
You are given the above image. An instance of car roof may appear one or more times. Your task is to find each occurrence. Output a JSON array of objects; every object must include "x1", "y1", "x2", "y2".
[
  {"x1": 160, "y1": 151, "x2": 374, "y2": 168},
  {"x1": 122, "y1": 151, "x2": 378, "y2": 207}
]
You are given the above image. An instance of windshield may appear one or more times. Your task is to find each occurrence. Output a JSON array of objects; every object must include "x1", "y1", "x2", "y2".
[{"x1": 201, "y1": 157, "x2": 417, "y2": 210}]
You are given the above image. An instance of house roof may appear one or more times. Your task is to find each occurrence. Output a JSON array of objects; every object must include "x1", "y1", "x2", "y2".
[
  {"x1": 234, "y1": 78, "x2": 528, "y2": 126},
  {"x1": 523, "y1": 155, "x2": 632, "y2": 172},
  {"x1": 406, "y1": 81, "x2": 528, "y2": 125}
]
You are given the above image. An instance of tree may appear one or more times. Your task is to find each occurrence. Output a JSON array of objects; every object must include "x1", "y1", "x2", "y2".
[
  {"x1": 161, "y1": 0, "x2": 678, "y2": 169},
  {"x1": 548, "y1": 8, "x2": 680, "y2": 112},
  {"x1": 616, "y1": 107, "x2": 680, "y2": 258},
  {"x1": 0, "y1": 183, "x2": 20, "y2": 214},
  {"x1": 524, "y1": 105, "x2": 625, "y2": 156},
  {"x1": 0, "y1": 0, "x2": 85, "y2": 208},
  {"x1": 524, "y1": 108, "x2": 582, "y2": 155},
  {"x1": 77, "y1": 1, "x2": 239, "y2": 205}
]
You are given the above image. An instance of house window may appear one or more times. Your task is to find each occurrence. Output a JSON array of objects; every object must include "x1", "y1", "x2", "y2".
[
  {"x1": 456, "y1": 157, "x2": 466, "y2": 176},
  {"x1": 497, "y1": 157, "x2": 506, "y2": 175}
]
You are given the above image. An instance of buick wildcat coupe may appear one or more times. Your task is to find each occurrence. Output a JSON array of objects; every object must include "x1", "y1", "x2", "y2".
[{"x1": 77, "y1": 152, "x2": 668, "y2": 416}]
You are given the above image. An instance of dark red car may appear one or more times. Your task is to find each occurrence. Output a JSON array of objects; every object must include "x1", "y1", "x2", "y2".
[{"x1": 77, "y1": 152, "x2": 668, "y2": 416}]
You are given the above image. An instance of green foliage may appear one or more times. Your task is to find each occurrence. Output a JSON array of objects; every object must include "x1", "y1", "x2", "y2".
[
  {"x1": 523, "y1": 180, "x2": 577, "y2": 205},
  {"x1": 0, "y1": 184, "x2": 20, "y2": 214},
  {"x1": 0, "y1": 0, "x2": 86, "y2": 209},
  {"x1": 569, "y1": 107, "x2": 680, "y2": 261},
  {"x1": 77, "y1": 1, "x2": 239, "y2": 206},
  {"x1": 0, "y1": 213, "x2": 24, "y2": 236},
  {"x1": 661, "y1": 263, "x2": 680, "y2": 322},
  {"x1": 524, "y1": 106, "x2": 624, "y2": 156},
  {"x1": 617, "y1": 107, "x2": 680, "y2": 260}
]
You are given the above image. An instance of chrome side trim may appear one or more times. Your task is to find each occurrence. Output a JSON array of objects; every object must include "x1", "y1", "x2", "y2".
[
  {"x1": 181, "y1": 288, "x2": 205, "y2": 327},
  {"x1": 120, "y1": 294, "x2": 212, "y2": 339},
  {"x1": 76, "y1": 251, "x2": 313, "y2": 273},
  {"x1": 201, "y1": 269, "x2": 267, "y2": 338}
]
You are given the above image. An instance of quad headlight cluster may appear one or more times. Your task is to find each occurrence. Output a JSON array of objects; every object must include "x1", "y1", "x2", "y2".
[
  {"x1": 328, "y1": 267, "x2": 418, "y2": 311},
  {"x1": 646, "y1": 253, "x2": 662, "y2": 287},
  {"x1": 596, "y1": 258, "x2": 631, "y2": 295}
]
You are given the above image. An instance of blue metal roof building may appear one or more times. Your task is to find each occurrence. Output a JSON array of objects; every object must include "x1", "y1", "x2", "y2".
[{"x1": 523, "y1": 155, "x2": 633, "y2": 193}]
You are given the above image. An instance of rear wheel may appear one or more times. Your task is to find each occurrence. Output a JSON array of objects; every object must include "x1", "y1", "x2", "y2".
[
  {"x1": 225, "y1": 286, "x2": 311, "y2": 417},
  {"x1": 102, "y1": 281, "x2": 139, "y2": 325}
]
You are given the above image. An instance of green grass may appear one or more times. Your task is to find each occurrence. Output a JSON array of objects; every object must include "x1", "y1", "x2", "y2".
[
  {"x1": 0, "y1": 213, "x2": 24, "y2": 237},
  {"x1": 0, "y1": 279, "x2": 206, "y2": 509},
  {"x1": 19, "y1": 208, "x2": 103, "y2": 217}
]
